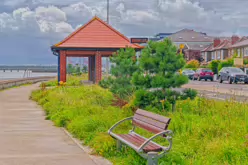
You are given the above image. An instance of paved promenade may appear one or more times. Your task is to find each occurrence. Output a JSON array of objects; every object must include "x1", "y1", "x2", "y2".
[{"x1": 0, "y1": 84, "x2": 97, "y2": 165}]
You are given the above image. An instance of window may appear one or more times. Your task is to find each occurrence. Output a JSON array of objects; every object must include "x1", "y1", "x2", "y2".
[
  {"x1": 245, "y1": 47, "x2": 248, "y2": 57},
  {"x1": 211, "y1": 52, "x2": 215, "y2": 60},
  {"x1": 217, "y1": 51, "x2": 221, "y2": 59},
  {"x1": 237, "y1": 49, "x2": 240, "y2": 57}
]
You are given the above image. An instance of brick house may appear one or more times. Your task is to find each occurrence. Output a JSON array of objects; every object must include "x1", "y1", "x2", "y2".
[
  {"x1": 229, "y1": 37, "x2": 248, "y2": 58},
  {"x1": 201, "y1": 35, "x2": 240, "y2": 62}
]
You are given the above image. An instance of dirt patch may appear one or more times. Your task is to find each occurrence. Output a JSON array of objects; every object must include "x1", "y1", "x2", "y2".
[{"x1": 111, "y1": 96, "x2": 128, "y2": 108}]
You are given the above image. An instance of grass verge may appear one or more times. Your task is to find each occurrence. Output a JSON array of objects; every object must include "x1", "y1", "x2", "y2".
[{"x1": 31, "y1": 78, "x2": 248, "y2": 165}]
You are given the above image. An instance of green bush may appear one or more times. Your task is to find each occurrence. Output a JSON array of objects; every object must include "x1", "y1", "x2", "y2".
[
  {"x1": 209, "y1": 60, "x2": 220, "y2": 74},
  {"x1": 244, "y1": 58, "x2": 248, "y2": 65},
  {"x1": 185, "y1": 60, "x2": 200, "y2": 69},
  {"x1": 218, "y1": 59, "x2": 234, "y2": 71}
]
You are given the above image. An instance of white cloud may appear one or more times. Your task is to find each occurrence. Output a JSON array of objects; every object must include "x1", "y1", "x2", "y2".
[
  {"x1": 0, "y1": 6, "x2": 73, "y2": 35},
  {"x1": 0, "y1": 0, "x2": 240, "y2": 36},
  {"x1": 1, "y1": 0, "x2": 248, "y2": 64}
]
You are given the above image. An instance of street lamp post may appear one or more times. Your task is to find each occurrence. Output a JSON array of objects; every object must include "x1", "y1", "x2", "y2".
[{"x1": 106, "y1": 0, "x2": 110, "y2": 76}]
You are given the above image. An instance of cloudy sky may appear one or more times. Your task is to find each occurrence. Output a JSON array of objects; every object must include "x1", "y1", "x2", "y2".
[{"x1": 0, "y1": 0, "x2": 248, "y2": 64}]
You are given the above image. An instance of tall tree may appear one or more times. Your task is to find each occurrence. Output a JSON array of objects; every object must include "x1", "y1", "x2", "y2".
[
  {"x1": 99, "y1": 47, "x2": 139, "y2": 100},
  {"x1": 132, "y1": 38, "x2": 196, "y2": 111}
]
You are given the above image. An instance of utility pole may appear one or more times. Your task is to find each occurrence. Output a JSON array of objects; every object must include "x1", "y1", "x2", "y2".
[
  {"x1": 106, "y1": 0, "x2": 110, "y2": 76},
  {"x1": 107, "y1": 0, "x2": 109, "y2": 24}
]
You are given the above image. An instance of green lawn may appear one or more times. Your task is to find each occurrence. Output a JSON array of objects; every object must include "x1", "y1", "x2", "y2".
[{"x1": 31, "y1": 77, "x2": 248, "y2": 165}]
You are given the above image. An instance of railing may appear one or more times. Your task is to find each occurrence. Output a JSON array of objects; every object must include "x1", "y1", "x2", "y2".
[{"x1": 0, "y1": 76, "x2": 55, "y2": 90}]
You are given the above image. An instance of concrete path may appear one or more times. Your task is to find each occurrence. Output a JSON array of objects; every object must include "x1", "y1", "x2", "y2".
[{"x1": 0, "y1": 84, "x2": 97, "y2": 165}]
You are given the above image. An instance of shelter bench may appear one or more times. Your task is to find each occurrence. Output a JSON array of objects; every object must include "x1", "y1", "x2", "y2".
[{"x1": 108, "y1": 109, "x2": 173, "y2": 165}]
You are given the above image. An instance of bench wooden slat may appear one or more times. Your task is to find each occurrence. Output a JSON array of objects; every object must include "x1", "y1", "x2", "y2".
[
  {"x1": 118, "y1": 133, "x2": 162, "y2": 153},
  {"x1": 133, "y1": 113, "x2": 168, "y2": 130},
  {"x1": 127, "y1": 133, "x2": 159, "y2": 150},
  {"x1": 136, "y1": 109, "x2": 171, "y2": 124},
  {"x1": 133, "y1": 119, "x2": 163, "y2": 134}
]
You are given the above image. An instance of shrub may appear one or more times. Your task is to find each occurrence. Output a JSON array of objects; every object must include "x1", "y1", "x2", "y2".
[
  {"x1": 185, "y1": 60, "x2": 200, "y2": 69},
  {"x1": 218, "y1": 58, "x2": 234, "y2": 71},
  {"x1": 244, "y1": 58, "x2": 248, "y2": 65},
  {"x1": 209, "y1": 60, "x2": 220, "y2": 74}
]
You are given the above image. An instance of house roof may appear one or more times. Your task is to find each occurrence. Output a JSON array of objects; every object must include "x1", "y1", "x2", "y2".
[
  {"x1": 214, "y1": 39, "x2": 231, "y2": 50},
  {"x1": 231, "y1": 38, "x2": 248, "y2": 48},
  {"x1": 167, "y1": 29, "x2": 213, "y2": 42},
  {"x1": 201, "y1": 43, "x2": 214, "y2": 52},
  {"x1": 202, "y1": 38, "x2": 232, "y2": 52},
  {"x1": 53, "y1": 16, "x2": 143, "y2": 49},
  {"x1": 186, "y1": 43, "x2": 209, "y2": 50}
]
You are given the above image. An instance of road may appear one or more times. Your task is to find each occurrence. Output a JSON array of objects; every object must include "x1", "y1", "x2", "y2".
[{"x1": 183, "y1": 80, "x2": 248, "y2": 102}]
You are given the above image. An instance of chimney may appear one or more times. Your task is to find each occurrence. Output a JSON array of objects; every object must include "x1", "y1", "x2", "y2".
[
  {"x1": 231, "y1": 35, "x2": 240, "y2": 45},
  {"x1": 214, "y1": 38, "x2": 221, "y2": 47}
]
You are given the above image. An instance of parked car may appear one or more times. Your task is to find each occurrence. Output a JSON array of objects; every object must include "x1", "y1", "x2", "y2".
[
  {"x1": 182, "y1": 69, "x2": 195, "y2": 80},
  {"x1": 218, "y1": 67, "x2": 248, "y2": 84},
  {"x1": 193, "y1": 68, "x2": 214, "y2": 81}
]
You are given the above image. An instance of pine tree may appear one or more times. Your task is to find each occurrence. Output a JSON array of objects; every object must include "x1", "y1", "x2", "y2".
[
  {"x1": 99, "y1": 47, "x2": 139, "y2": 100},
  {"x1": 132, "y1": 38, "x2": 196, "y2": 111}
]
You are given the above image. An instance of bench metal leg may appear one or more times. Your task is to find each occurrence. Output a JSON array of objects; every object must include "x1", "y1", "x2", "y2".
[
  {"x1": 147, "y1": 152, "x2": 158, "y2": 165},
  {"x1": 116, "y1": 140, "x2": 122, "y2": 151}
]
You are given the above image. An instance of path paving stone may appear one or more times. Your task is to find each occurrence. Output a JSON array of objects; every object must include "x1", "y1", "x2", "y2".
[{"x1": 0, "y1": 84, "x2": 98, "y2": 165}]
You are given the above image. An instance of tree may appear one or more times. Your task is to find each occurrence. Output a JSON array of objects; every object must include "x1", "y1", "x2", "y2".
[
  {"x1": 75, "y1": 65, "x2": 81, "y2": 75},
  {"x1": 99, "y1": 47, "x2": 139, "y2": 100},
  {"x1": 67, "y1": 64, "x2": 75, "y2": 74},
  {"x1": 132, "y1": 38, "x2": 196, "y2": 112},
  {"x1": 82, "y1": 65, "x2": 88, "y2": 73}
]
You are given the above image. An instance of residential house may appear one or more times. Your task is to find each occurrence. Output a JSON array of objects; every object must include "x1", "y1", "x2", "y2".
[
  {"x1": 229, "y1": 37, "x2": 248, "y2": 58},
  {"x1": 165, "y1": 29, "x2": 213, "y2": 61},
  {"x1": 201, "y1": 35, "x2": 240, "y2": 62}
]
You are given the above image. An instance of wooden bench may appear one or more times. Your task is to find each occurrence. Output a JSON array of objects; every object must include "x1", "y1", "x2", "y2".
[{"x1": 108, "y1": 109, "x2": 173, "y2": 165}]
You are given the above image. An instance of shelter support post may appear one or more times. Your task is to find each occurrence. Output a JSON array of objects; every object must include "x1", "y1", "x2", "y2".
[
  {"x1": 60, "y1": 50, "x2": 67, "y2": 83},
  {"x1": 95, "y1": 52, "x2": 102, "y2": 83},
  {"x1": 88, "y1": 56, "x2": 92, "y2": 81},
  {"x1": 57, "y1": 53, "x2": 60, "y2": 83}
]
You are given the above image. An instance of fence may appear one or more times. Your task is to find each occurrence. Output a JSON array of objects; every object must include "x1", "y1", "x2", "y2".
[{"x1": 0, "y1": 76, "x2": 55, "y2": 90}]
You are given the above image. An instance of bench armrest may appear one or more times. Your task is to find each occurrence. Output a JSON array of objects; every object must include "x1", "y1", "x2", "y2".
[
  {"x1": 137, "y1": 130, "x2": 173, "y2": 153},
  {"x1": 108, "y1": 117, "x2": 133, "y2": 134}
]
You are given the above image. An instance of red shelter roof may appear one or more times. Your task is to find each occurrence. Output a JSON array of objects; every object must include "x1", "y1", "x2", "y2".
[{"x1": 54, "y1": 16, "x2": 143, "y2": 49}]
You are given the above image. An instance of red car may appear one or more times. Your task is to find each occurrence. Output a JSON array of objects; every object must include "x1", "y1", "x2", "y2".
[{"x1": 193, "y1": 68, "x2": 214, "y2": 81}]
